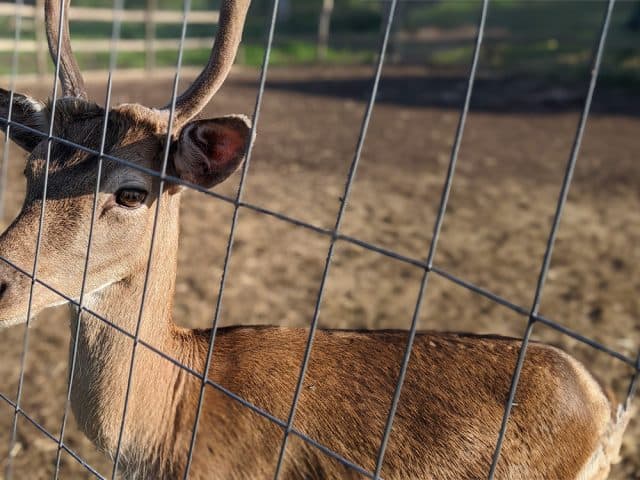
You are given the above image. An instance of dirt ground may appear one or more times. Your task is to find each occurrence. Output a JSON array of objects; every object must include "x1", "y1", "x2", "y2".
[{"x1": 0, "y1": 66, "x2": 638, "y2": 479}]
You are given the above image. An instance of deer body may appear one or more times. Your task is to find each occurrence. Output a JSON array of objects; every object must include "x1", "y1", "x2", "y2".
[
  {"x1": 0, "y1": 1, "x2": 632, "y2": 479},
  {"x1": 70, "y1": 311, "x2": 628, "y2": 480},
  {"x1": 55, "y1": 168, "x2": 625, "y2": 480}
]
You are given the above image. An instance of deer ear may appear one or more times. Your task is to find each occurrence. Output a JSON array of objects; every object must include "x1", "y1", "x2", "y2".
[
  {"x1": 171, "y1": 115, "x2": 251, "y2": 189},
  {"x1": 0, "y1": 88, "x2": 48, "y2": 152}
]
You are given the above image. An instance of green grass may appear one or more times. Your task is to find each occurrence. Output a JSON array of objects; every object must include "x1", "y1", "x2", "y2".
[
  {"x1": 241, "y1": 41, "x2": 373, "y2": 66},
  {"x1": 0, "y1": 40, "x2": 373, "y2": 76},
  {"x1": 0, "y1": 0, "x2": 637, "y2": 87},
  {"x1": 400, "y1": 0, "x2": 640, "y2": 86}
]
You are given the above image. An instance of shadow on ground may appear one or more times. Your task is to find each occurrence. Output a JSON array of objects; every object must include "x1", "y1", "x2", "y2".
[{"x1": 236, "y1": 68, "x2": 640, "y2": 116}]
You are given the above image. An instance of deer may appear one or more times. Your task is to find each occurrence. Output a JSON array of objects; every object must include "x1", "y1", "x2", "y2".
[{"x1": 0, "y1": 0, "x2": 633, "y2": 478}]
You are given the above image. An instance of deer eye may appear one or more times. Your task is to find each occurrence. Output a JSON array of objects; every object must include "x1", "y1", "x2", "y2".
[{"x1": 115, "y1": 188, "x2": 147, "y2": 208}]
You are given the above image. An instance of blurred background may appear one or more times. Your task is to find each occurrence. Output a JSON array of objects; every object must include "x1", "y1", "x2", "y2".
[
  {"x1": 0, "y1": 0, "x2": 638, "y2": 479},
  {"x1": 0, "y1": 0, "x2": 638, "y2": 83}
]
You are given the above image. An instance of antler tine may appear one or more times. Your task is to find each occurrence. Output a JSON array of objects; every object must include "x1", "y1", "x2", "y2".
[
  {"x1": 45, "y1": 0, "x2": 87, "y2": 99},
  {"x1": 167, "y1": 0, "x2": 251, "y2": 128}
]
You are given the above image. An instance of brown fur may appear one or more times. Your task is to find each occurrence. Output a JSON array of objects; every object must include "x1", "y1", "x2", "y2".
[
  {"x1": 0, "y1": 2, "x2": 632, "y2": 472},
  {"x1": 0, "y1": 92, "x2": 630, "y2": 479}
]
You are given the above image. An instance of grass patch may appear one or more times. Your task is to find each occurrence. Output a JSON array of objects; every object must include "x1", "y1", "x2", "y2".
[
  {"x1": 0, "y1": 40, "x2": 373, "y2": 76},
  {"x1": 0, "y1": 0, "x2": 637, "y2": 87}
]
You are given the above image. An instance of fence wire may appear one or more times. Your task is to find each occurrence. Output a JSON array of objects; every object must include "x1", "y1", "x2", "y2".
[
  {"x1": 0, "y1": 0, "x2": 637, "y2": 479},
  {"x1": 53, "y1": 0, "x2": 126, "y2": 478},
  {"x1": 488, "y1": 0, "x2": 617, "y2": 475},
  {"x1": 273, "y1": 0, "x2": 399, "y2": 475},
  {"x1": 0, "y1": 0, "x2": 24, "y2": 475},
  {"x1": 181, "y1": 0, "x2": 280, "y2": 477},
  {"x1": 5, "y1": 0, "x2": 67, "y2": 476}
]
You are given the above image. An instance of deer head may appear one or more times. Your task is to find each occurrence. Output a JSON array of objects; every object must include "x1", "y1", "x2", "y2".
[{"x1": 0, "y1": 0, "x2": 252, "y2": 329}]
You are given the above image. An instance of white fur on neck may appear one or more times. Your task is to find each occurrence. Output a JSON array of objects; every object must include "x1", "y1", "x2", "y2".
[
  {"x1": 67, "y1": 280, "x2": 118, "y2": 316},
  {"x1": 0, "y1": 290, "x2": 76, "y2": 329}
]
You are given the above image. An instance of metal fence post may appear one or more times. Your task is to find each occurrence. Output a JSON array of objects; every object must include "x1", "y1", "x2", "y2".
[
  {"x1": 35, "y1": 0, "x2": 47, "y2": 77},
  {"x1": 317, "y1": 0, "x2": 333, "y2": 61},
  {"x1": 145, "y1": 0, "x2": 157, "y2": 71}
]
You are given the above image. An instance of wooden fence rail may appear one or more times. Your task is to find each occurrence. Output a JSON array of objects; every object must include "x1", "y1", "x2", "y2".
[
  {"x1": 0, "y1": 2, "x2": 219, "y2": 74},
  {"x1": 0, "y1": 3, "x2": 219, "y2": 24}
]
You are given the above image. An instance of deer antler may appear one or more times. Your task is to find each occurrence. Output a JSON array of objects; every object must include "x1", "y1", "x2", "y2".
[
  {"x1": 45, "y1": 0, "x2": 87, "y2": 99},
  {"x1": 166, "y1": 0, "x2": 251, "y2": 128}
]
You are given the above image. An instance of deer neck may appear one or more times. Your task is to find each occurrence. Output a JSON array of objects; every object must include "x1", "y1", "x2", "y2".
[{"x1": 67, "y1": 192, "x2": 195, "y2": 460}]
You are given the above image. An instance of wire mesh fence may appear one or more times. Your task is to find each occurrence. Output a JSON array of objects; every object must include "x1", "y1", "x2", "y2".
[{"x1": 0, "y1": 0, "x2": 637, "y2": 479}]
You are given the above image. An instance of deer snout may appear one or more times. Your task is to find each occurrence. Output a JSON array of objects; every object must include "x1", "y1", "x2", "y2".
[
  {"x1": 0, "y1": 265, "x2": 17, "y2": 302},
  {"x1": 0, "y1": 273, "x2": 23, "y2": 303},
  {"x1": 0, "y1": 265, "x2": 17, "y2": 294},
  {"x1": 0, "y1": 263, "x2": 36, "y2": 328}
]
